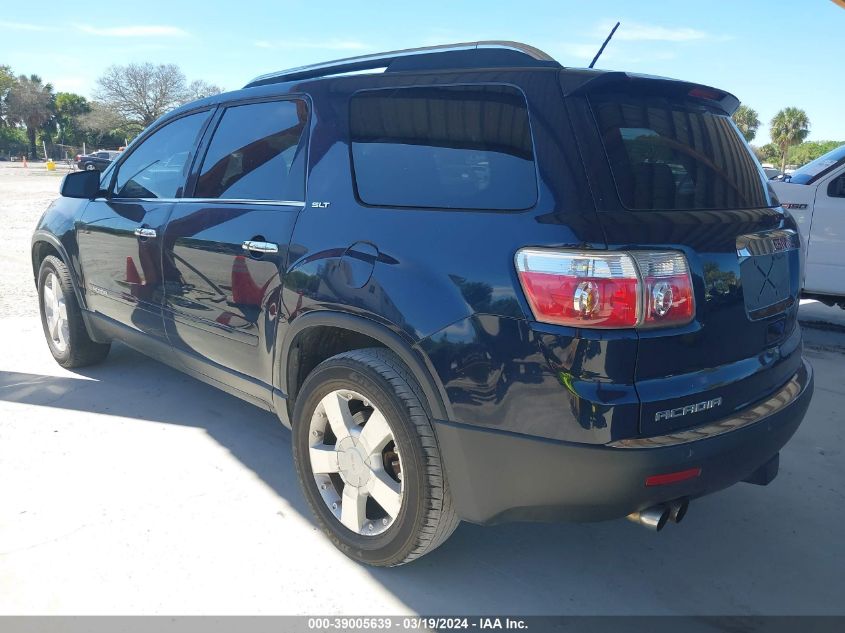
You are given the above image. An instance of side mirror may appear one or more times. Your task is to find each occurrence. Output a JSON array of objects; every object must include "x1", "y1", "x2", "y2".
[{"x1": 60, "y1": 170, "x2": 102, "y2": 199}]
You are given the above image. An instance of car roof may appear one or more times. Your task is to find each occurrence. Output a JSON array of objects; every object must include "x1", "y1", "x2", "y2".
[{"x1": 160, "y1": 41, "x2": 739, "y2": 125}]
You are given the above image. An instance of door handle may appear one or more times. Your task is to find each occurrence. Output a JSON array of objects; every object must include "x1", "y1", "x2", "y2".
[
  {"x1": 242, "y1": 240, "x2": 279, "y2": 254},
  {"x1": 134, "y1": 227, "x2": 157, "y2": 239}
]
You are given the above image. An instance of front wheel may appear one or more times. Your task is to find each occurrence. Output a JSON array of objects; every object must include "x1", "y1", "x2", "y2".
[
  {"x1": 292, "y1": 348, "x2": 459, "y2": 566},
  {"x1": 38, "y1": 255, "x2": 110, "y2": 368}
]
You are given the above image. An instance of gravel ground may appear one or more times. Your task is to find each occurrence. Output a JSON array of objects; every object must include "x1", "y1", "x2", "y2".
[{"x1": 0, "y1": 163, "x2": 68, "y2": 319}]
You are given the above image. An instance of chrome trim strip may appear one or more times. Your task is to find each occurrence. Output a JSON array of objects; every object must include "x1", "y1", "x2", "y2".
[
  {"x1": 609, "y1": 363, "x2": 809, "y2": 448},
  {"x1": 736, "y1": 229, "x2": 800, "y2": 258},
  {"x1": 132, "y1": 198, "x2": 305, "y2": 207},
  {"x1": 245, "y1": 41, "x2": 556, "y2": 87}
]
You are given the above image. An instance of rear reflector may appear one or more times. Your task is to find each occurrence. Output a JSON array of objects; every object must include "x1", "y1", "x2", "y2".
[
  {"x1": 645, "y1": 467, "x2": 702, "y2": 487},
  {"x1": 515, "y1": 248, "x2": 695, "y2": 329}
]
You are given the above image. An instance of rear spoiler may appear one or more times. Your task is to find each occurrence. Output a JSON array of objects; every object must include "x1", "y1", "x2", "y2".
[{"x1": 559, "y1": 69, "x2": 740, "y2": 115}]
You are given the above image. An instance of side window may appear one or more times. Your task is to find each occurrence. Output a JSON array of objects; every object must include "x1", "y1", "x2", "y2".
[
  {"x1": 194, "y1": 99, "x2": 309, "y2": 201},
  {"x1": 827, "y1": 173, "x2": 845, "y2": 198},
  {"x1": 112, "y1": 110, "x2": 210, "y2": 199},
  {"x1": 350, "y1": 85, "x2": 537, "y2": 210}
]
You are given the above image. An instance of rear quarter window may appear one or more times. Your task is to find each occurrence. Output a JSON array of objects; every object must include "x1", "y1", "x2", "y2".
[
  {"x1": 350, "y1": 84, "x2": 537, "y2": 210},
  {"x1": 591, "y1": 94, "x2": 770, "y2": 211}
]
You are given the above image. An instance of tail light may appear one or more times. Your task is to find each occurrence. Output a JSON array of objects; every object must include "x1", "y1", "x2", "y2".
[{"x1": 515, "y1": 248, "x2": 694, "y2": 329}]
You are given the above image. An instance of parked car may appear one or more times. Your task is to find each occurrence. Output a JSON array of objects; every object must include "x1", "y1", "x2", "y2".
[
  {"x1": 771, "y1": 144, "x2": 845, "y2": 307},
  {"x1": 763, "y1": 166, "x2": 783, "y2": 180},
  {"x1": 32, "y1": 41, "x2": 813, "y2": 566},
  {"x1": 75, "y1": 150, "x2": 121, "y2": 171}
]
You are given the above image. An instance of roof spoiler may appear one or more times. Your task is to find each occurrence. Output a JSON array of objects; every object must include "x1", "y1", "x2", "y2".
[{"x1": 560, "y1": 69, "x2": 740, "y2": 114}]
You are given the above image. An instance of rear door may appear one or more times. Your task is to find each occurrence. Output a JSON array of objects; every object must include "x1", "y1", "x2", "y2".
[
  {"x1": 77, "y1": 110, "x2": 212, "y2": 338},
  {"x1": 568, "y1": 80, "x2": 802, "y2": 437},
  {"x1": 161, "y1": 98, "x2": 309, "y2": 386}
]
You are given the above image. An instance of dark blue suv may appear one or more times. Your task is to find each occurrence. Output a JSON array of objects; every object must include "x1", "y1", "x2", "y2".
[{"x1": 31, "y1": 42, "x2": 813, "y2": 566}]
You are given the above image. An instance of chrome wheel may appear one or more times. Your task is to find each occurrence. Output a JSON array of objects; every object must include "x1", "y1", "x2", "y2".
[
  {"x1": 309, "y1": 389, "x2": 404, "y2": 536},
  {"x1": 84, "y1": 163, "x2": 96, "y2": 171},
  {"x1": 42, "y1": 272, "x2": 69, "y2": 353}
]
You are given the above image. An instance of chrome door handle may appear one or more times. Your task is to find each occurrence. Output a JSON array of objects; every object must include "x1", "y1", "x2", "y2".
[
  {"x1": 242, "y1": 240, "x2": 279, "y2": 254},
  {"x1": 134, "y1": 227, "x2": 157, "y2": 239}
]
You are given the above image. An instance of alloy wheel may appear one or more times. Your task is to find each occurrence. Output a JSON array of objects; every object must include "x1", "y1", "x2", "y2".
[
  {"x1": 308, "y1": 389, "x2": 404, "y2": 536},
  {"x1": 43, "y1": 272, "x2": 69, "y2": 353}
]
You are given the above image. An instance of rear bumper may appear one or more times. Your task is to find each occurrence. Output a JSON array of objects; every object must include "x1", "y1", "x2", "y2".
[{"x1": 434, "y1": 359, "x2": 813, "y2": 524}]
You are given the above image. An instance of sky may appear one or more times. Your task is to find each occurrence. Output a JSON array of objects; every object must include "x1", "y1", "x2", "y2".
[{"x1": 1, "y1": 0, "x2": 842, "y2": 145}]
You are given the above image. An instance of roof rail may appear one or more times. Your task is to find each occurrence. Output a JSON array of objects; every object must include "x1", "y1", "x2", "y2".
[{"x1": 244, "y1": 41, "x2": 559, "y2": 88}]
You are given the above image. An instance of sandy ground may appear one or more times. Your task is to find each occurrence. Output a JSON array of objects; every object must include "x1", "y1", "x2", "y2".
[
  {"x1": 0, "y1": 164, "x2": 843, "y2": 615},
  {"x1": 0, "y1": 163, "x2": 69, "y2": 319}
]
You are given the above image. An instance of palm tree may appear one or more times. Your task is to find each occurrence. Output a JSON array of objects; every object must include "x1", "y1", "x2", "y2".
[
  {"x1": 732, "y1": 104, "x2": 761, "y2": 142},
  {"x1": 6, "y1": 74, "x2": 55, "y2": 159},
  {"x1": 770, "y1": 107, "x2": 810, "y2": 173}
]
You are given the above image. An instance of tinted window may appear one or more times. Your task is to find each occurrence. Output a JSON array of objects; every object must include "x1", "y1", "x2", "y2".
[
  {"x1": 195, "y1": 100, "x2": 308, "y2": 201},
  {"x1": 350, "y1": 85, "x2": 536, "y2": 210},
  {"x1": 592, "y1": 95, "x2": 769, "y2": 210},
  {"x1": 113, "y1": 111, "x2": 210, "y2": 199}
]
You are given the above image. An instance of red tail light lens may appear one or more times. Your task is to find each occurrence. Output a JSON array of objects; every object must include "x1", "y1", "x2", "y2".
[
  {"x1": 515, "y1": 250, "x2": 640, "y2": 328},
  {"x1": 515, "y1": 249, "x2": 695, "y2": 330}
]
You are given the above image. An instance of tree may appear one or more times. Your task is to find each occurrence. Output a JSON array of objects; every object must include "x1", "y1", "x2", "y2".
[
  {"x1": 732, "y1": 104, "x2": 761, "y2": 143},
  {"x1": 0, "y1": 65, "x2": 16, "y2": 126},
  {"x1": 78, "y1": 101, "x2": 137, "y2": 148},
  {"x1": 6, "y1": 74, "x2": 55, "y2": 159},
  {"x1": 788, "y1": 140, "x2": 844, "y2": 168},
  {"x1": 53, "y1": 92, "x2": 91, "y2": 147},
  {"x1": 95, "y1": 63, "x2": 189, "y2": 128},
  {"x1": 770, "y1": 107, "x2": 811, "y2": 173},
  {"x1": 758, "y1": 143, "x2": 781, "y2": 165},
  {"x1": 185, "y1": 79, "x2": 223, "y2": 102}
]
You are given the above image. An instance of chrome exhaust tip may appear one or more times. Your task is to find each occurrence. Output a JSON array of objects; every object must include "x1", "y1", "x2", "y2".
[
  {"x1": 626, "y1": 505, "x2": 670, "y2": 531},
  {"x1": 668, "y1": 499, "x2": 689, "y2": 524}
]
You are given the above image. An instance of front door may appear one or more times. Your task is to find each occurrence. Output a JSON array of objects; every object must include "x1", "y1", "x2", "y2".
[
  {"x1": 806, "y1": 167, "x2": 845, "y2": 295},
  {"x1": 161, "y1": 98, "x2": 309, "y2": 386},
  {"x1": 77, "y1": 110, "x2": 213, "y2": 338}
]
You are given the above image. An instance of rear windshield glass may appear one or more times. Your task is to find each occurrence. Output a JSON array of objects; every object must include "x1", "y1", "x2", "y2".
[
  {"x1": 350, "y1": 85, "x2": 537, "y2": 210},
  {"x1": 591, "y1": 94, "x2": 770, "y2": 210},
  {"x1": 788, "y1": 144, "x2": 845, "y2": 185}
]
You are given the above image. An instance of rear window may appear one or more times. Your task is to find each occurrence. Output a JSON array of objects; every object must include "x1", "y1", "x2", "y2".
[
  {"x1": 350, "y1": 85, "x2": 537, "y2": 210},
  {"x1": 591, "y1": 94, "x2": 769, "y2": 210}
]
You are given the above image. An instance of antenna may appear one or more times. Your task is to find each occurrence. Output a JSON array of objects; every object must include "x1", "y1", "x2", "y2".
[{"x1": 589, "y1": 22, "x2": 620, "y2": 69}]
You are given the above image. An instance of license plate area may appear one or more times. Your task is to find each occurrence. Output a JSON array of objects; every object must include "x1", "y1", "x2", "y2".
[{"x1": 736, "y1": 229, "x2": 800, "y2": 320}]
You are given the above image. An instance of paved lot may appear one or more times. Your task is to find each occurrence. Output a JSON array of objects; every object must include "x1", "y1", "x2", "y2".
[{"x1": 0, "y1": 164, "x2": 843, "y2": 614}]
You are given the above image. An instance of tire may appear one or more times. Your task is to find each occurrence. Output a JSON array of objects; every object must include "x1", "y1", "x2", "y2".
[
  {"x1": 84, "y1": 162, "x2": 97, "y2": 171},
  {"x1": 38, "y1": 255, "x2": 110, "y2": 368},
  {"x1": 292, "y1": 347, "x2": 459, "y2": 566}
]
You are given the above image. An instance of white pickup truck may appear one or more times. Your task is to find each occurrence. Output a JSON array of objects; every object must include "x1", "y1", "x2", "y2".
[{"x1": 771, "y1": 144, "x2": 845, "y2": 308}]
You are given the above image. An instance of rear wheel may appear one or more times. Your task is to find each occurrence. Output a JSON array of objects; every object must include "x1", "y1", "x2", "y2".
[
  {"x1": 38, "y1": 255, "x2": 110, "y2": 368},
  {"x1": 84, "y1": 162, "x2": 96, "y2": 171},
  {"x1": 292, "y1": 348, "x2": 459, "y2": 566}
]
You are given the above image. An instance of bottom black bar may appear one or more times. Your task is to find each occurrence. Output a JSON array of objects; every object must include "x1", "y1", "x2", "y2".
[{"x1": 1, "y1": 616, "x2": 844, "y2": 633}]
